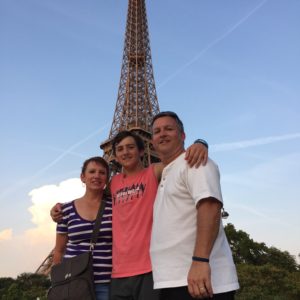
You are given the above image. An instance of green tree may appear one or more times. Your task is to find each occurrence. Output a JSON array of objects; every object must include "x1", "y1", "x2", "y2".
[
  {"x1": 0, "y1": 273, "x2": 50, "y2": 300},
  {"x1": 235, "y1": 264, "x2": 300, "y2": 300},
  {"x1": 224, "y1": 223, "x2": 300, "y2": 300},
  {"x1": 266, "y1": 246, "x2": 298, "y2": 272},
  {"x1": 0, "y1": 278, "x2": 14, "y2": 298},
  {"x1": 225, "y1": 223, "x2": 299, "y2": 271},
  {"x1": 4, "y1": 283, "x2": 22, "y2": 300},
  {"x1": 225, "y1": 223, "x2": 268, "y2": 265}
]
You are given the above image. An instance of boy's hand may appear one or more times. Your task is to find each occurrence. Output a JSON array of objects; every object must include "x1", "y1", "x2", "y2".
[
  {"x1": 50, "y1": 203, "x2": 63, "y2": 223},
  {"x1": 185, "y1": 143, "x2": 208, "y2": 168}
]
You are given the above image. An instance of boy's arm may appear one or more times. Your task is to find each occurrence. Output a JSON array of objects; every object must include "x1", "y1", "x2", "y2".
[
  {"x1": 152, "y1": 139, "x2": 209, "y2": 180},
  {"x1": 50, "y1": 203, "x2": 63, "y2": 223},
  {"x1": 185, "y1": 138, "x2": 209, "y2": 167},
  {"x1": 153, "y1": 163, "x2": 164, "y2": 182}
]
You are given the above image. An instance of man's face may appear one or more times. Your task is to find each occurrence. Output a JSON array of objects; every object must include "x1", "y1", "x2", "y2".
[
  {"x1": 152, "y1": 116, "x2": 185, "y2": 157},
  {"x1": 114, "y1": 136, "x2": 143, "y2": 170}
]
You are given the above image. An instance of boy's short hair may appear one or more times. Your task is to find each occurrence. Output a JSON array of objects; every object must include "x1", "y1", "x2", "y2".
[{"x1": 112, "y1": 130, "x2": 145, "y2": 155}]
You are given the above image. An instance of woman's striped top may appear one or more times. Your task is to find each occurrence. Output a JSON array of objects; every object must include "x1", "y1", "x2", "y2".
[{"x1": 56, "y1": 198, "x2": 112, "y2": 283}]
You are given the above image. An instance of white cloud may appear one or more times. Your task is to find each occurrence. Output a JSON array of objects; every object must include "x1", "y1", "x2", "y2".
[
  {"x1": 0, "y1": 178, "x2": 85, "y2": 278},
  {"x1": 28, "y1": 178, "x2": 84, "y2": 225},
  {"x1": 0, "y1": 228, "x2": 13, "y2": 241}
]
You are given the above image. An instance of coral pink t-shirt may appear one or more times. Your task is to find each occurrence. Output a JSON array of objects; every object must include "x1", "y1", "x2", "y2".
[{"x1": 110, "y1": 165, "x2": 158, "y2": 278}]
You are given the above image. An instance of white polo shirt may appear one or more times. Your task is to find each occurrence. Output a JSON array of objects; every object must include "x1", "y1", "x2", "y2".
[{"x1": 150, "y1": 153, "x2": 239, "y2": 293}]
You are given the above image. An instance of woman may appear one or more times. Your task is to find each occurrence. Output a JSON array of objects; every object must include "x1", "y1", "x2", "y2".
[{"x1": 52, "y1": 156, "x2": 112, "y2": 300}]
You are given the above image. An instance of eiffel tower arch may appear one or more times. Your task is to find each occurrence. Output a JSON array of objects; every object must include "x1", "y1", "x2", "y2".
[{"x1": 36, "y1": 0, "x2": 160, "y2": 276}]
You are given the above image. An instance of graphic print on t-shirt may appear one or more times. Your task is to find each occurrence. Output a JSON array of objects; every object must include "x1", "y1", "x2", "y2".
[{"x1": 113, "y1": 182, "x2": 146, "y2": 205}]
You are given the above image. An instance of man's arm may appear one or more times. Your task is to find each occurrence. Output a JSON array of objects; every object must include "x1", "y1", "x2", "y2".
[{"x1": 187, "y1": 197, "x2": 221, "y2": 298}]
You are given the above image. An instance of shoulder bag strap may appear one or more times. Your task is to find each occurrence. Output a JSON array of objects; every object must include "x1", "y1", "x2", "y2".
[{"x1": 89, "y1": 199, "x2": 106, "y2": 250}]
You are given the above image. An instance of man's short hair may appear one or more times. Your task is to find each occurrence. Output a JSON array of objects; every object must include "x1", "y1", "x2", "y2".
[
  {"x1": 112, "y1": 130, "x2": 145, "y2": 155},
  {"x1": 151, "y1": 111, "x2": 184, "y2": 133}
]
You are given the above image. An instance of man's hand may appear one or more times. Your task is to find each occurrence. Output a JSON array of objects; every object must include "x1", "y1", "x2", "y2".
[
  {"x1": 50, "y1": 203, "x2": 63, "y2": 223},
  {"x1": 187, "y1": 261, "x2": 213, "y2": 298},
  {"x1": 185, "y1": 143, "x2": 208, "y2": 168}
]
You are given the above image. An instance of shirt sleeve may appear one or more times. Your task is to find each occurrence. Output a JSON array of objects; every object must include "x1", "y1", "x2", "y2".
[
  {"x1": 56, "y1": 202, "x2": 69, "y2": 234},
  {"x1": 185, "y1": 159, "x2": 223, "y2": 206}
]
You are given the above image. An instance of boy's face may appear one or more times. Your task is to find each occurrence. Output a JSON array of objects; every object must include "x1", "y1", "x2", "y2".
[{"x1": 114, "y1": 136, "x2": 144, "y2": 170}]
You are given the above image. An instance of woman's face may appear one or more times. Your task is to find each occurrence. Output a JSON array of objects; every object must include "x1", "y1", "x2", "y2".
[{"x1": 81, "y1": 161, "x2": 108, "y2": 191}]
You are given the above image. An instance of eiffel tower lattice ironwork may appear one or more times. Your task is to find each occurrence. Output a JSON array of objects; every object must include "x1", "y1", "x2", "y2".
[
  {"x1": 36, "y1": 0, "x2": 160, "y2": 276},
  {"x1": 100, "y1": 0, "x2": 160, "y2": 168}
]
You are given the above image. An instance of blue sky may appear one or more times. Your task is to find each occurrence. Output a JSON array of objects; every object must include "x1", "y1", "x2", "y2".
[{"x1": 0, "y1": 0, "x2": 299, "y2": 277}]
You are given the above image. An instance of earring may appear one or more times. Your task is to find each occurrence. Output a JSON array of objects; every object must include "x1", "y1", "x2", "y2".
[
  {"x1": 103, "y1": 184, "x2": 107, "y2": 190},
  {"x1": 82, "y1": 182, "x2": 86, "y2": 187}
]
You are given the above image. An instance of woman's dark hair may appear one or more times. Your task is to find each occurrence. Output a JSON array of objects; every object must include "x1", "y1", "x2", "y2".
[
  {"x1": 151, "y1": 111, "x2": 184, "y2": 133},
  {"x1": 112, "y1": 130, "x2": 145, "y2": 155},
  {"x1": 81, "y1": 156, "x2": 110, "y2": 181}
]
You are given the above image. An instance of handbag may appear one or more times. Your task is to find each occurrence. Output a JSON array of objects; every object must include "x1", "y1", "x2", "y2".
[{"x1": 47, "y1": 200, "x2": 106, "y2": 300}]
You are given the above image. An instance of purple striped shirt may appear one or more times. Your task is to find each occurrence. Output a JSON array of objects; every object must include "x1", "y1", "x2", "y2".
[{"x1": 56, "y1": 198, "x2": 112, "y2": 283}]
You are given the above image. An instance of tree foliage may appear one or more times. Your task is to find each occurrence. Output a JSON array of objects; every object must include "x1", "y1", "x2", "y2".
[
  {"x1": 0, "y1": 273, "x2": 50, "y2": 300},
  {"x1": 225, "y1": 223, "x2": 299, "y2": 271},
  {"x1": 224, "y1": 223, "x2": 300, "y2": 299},
  {"x1": 235, "y1": 264, "x2": 300, "y2": 300}
]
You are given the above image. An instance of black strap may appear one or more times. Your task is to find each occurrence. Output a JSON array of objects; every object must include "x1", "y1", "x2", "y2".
[{"x1": 90, "y1": 199, "x2": 106, "y2": 250}]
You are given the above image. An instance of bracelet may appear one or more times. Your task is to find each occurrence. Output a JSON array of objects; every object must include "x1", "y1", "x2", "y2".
[
  {"x1": 192, "y1": 256, "x2": 209, "y2": 263},
  {"x1": 194, "y1": 139, "x2": 209, "y2": 149}
]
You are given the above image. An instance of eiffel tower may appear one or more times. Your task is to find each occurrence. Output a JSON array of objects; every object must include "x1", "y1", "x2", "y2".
[
  {"x1": 100, "y1": 0, "x2": 160, "y2": 168},
  {"x1": 36, "y1": 0, "x2": 160, "y2": 275}
]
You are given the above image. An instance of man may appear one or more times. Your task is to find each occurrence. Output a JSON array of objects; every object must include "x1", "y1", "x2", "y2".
[
  {"x1": 50, "y1": 130, "x2": 208, "y2": 300},
  {"x1": 150, "y1": 111, "x2": 239, "y2": 300}
]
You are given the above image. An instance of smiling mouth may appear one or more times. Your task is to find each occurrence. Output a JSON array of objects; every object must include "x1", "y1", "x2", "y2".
[
  {"x1": 159, "y1": 140, "x2": 169, "y2": 144},
  {"x1": 121, "y1": 157, "x2": 132, "y2": 161},
  {"x1": 92, "y1": 181, "x2": 102, "y2": 184}
]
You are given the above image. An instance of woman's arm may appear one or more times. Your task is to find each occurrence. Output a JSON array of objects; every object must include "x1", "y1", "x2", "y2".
[{"x1": 53, "y1": 233, "x2": 68, "y2": 265}]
